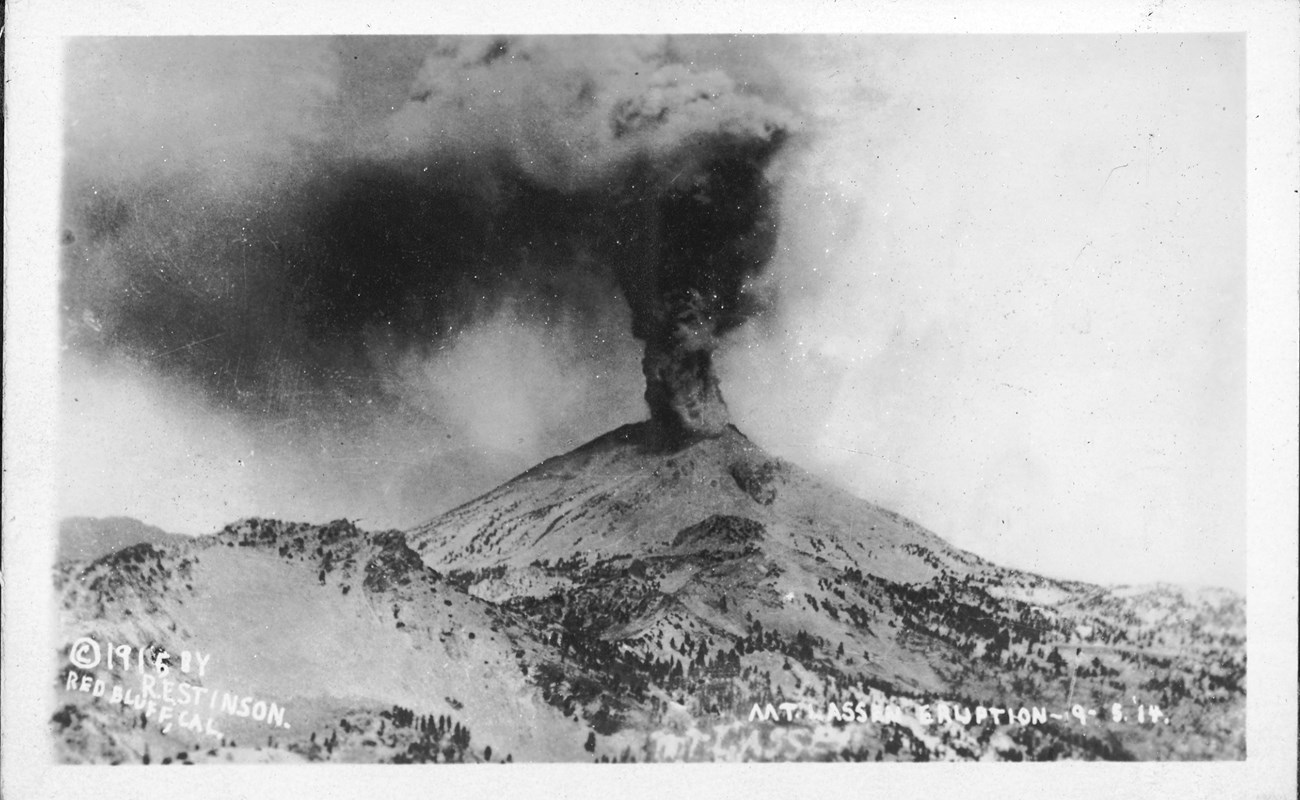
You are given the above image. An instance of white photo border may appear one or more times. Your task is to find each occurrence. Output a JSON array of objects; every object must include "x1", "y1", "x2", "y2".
[{"x1": 3, "y1": 1, "x2": 1295, "y2": 798}]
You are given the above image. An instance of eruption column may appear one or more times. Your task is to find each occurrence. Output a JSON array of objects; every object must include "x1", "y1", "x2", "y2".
[
  {"x1": 65, "y1": 37, "x2": 796, "y2": 448},
  {"x1": 633, "y1": 141, "x2": 786, "y2": 438},
  {"x1": 382, "y1": 38, "x2": 796, "y2": 440}
]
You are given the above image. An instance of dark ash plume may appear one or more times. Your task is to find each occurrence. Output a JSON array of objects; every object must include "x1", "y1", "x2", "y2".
[
  {"x1": 620, "y1": 133, "x2": 787, "y2": 437},
  {"x1": 388, "y1": 37, "x2": 796, "y2": 438},
  {"x1": 63, "y1": 36, "x2": 795, "y2": 447}
]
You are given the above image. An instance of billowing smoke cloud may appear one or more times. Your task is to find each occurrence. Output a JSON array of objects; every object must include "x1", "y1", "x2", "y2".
[
  {"x1": 65, "y1": 36, "x2": 794, "y2": 436},
  {"x1": 60, "y1": 36, "x2": 796, "y2": 531},
  {"x1": 381, "y1": 37, "x2": 795, "y2": 437}
]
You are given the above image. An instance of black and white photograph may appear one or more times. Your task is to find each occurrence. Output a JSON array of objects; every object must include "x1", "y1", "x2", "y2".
[{"x1": 3, "y1": 1, "x2": 1297, "y2": 796}]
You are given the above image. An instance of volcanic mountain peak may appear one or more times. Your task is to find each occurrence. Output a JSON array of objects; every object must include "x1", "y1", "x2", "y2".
[
  {"x1": 53, "y1": 426, "x2": 1246, "y2": 763},
  {"x1": 409, "y1": 421, "x2": 966, "y2": 587}
]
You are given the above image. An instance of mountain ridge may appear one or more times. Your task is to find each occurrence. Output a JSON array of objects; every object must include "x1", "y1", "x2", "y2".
[
  {"x1": 59, "y1": 516, "x2": 190, "y2": 563},
  {"x1": 52, "y1": 422, "x2": 1245, "y2": 762}
]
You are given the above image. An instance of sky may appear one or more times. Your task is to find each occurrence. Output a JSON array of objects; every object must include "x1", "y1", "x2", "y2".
[{"x1": 57, "y1": 34, "x2": 1245, "y2": 590}]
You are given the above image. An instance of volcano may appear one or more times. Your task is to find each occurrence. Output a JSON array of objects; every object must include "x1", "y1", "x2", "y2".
[
  {"x1": 409, "y1": 422, "x2": 992, "y2": 697},
  {"x1": 53, "y1": 424, "x2": 1245, "y2": 763}
]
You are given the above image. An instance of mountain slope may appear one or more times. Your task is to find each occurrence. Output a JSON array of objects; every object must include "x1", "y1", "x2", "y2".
[
  {"x1": 54, "y1": 423, "x2": 1245, "y2": 762},
  {"x1": 54, "y1": 519, "x2": 591, "y2": 763},
  {"x1": 407, "y1": 422, "x2": 1245, "y2": 760},
  {"x1": 413, "y1": 423, "x2": 975, "y2": 583}
]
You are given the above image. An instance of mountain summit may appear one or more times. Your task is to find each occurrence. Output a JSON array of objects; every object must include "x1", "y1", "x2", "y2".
[
  {"x1": 409, "y1": 421, "x2": 1244, "y2": 759},
  {"x1": 53, "y1": 423, "x2": 1244, "y2": 763},
  {"x1": 413, "y1": 422, "x2": 960, "y2": 582}
]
